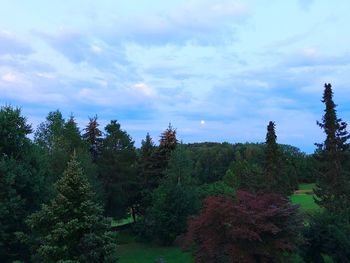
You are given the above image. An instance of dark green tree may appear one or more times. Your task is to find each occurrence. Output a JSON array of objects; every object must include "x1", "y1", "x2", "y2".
[
  {"x1": 301, "y1": 211, "x2": 350, "y2": 263},
  {"x1": 152, "y1": 124, "x2": 178, "y2": 184},
  {"x1": 34, "y1": 110, "x2": 67, "y2": 182},
  {"x1": 137, "y1": 146, "x2": 200, "y2": 245},
  {"x1": 83, "y1": 115, "x2": 102, "y2": 162},
  {"x1": 34, "y1": 110, "x2": 65, "y2": 152},
  {"x1": 263, "y1": 121, "x2": 289, "y2": 195},
  {"x1": 314, "y1": 83, "x2": 350, "y2": 213},
  {"x1": 26, "y1": 155, "x2": 117, "y2": 262},
  {"x1": 0, "y1": 106, "x2": 47, "y2": 262},
  {"x1": 98, "y1": 120, "x2": 137, "y2": 218},
  {"x1": 137, "y1": 133, "x2": 157, "y2": 216},
  {"x1": 63, "y1": 114, "x2": 84, "y2": 152},
  {"x1": 226, "y1": 159, "x2": 262, "y2": 193}
]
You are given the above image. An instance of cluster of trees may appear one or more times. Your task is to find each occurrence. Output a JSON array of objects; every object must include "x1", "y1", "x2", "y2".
[{"x1": 1, "y1": 83, "x2": 350, "y2": 262}]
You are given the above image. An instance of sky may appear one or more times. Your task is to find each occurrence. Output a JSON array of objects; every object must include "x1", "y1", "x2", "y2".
[{"x1": 1, "y1": 0, "x2": 350, "y2": 153}]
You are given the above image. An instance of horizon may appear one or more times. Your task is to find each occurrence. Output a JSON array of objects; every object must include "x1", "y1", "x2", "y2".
[{"x1": 1, "y1": 0, "x2": 350, "y2": 153}]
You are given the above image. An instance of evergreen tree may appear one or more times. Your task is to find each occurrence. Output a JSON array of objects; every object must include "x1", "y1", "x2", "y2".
[
  {"x1": 152, "y1": 124, "x2": 178, "y2": 185},
  {"x1": 83, "y1": 115, "x2": 102, "y2": 162},
  {"x1": 63, "y1": 114, "x2": 83, "y2": 152},
  {"x1": 314, "y1": 83, "x2": 350, "y2": 213},
  {"x1": 263, "y1": 121, "x2": 290, "y2": 195},
  {"x1": 0, "y1": 106, "x2": 47, "y2": 262},
  {"x1": 138, "y1": 146, "x2": 200, "y2": 245},
  {"x1": 137, "y1": 133, "x2": 157, "y2": 216},
  {"x1": 26, "y1": 155, "x2": 117, "y2": 262},
  {"x1": 98, "y1": 120, "x2": 137, "y2": 218}
]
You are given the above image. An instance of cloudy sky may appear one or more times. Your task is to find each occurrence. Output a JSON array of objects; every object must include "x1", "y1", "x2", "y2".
[{"x1": 1, "y1": 0, "x2": 350, "y2": 152}]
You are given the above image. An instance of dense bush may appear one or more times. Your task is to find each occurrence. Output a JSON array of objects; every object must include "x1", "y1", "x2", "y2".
[
  {"x1": 183, "y1": 190, "x2": 302, "y2": 263},
  {"x1": 301, "y1": 211, "x2": 350, "y2": 263}
]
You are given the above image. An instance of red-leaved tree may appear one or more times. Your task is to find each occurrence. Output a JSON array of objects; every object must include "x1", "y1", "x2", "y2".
[{"x1": 183, "y1": 190, "x2": 302, "y2": 263}]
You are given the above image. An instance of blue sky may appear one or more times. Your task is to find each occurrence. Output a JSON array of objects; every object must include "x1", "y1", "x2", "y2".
[{"x1": 1, "y1": 0, "x2": 350, "y2": 153}]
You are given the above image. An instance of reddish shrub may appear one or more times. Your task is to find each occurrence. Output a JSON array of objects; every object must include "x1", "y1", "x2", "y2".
[{"x1": 183, "y1": 190, "x2": 302, "y2": 263}]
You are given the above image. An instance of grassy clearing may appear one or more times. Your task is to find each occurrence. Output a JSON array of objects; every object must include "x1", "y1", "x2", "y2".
[
  {"x1": 291, "y1": 194, "x2": 320, "y2": 213},
  {"x1": 291, "y1": 183, "x2": 321, "y2": 213},
  {"x1": 118, "y1": 243, "x2": 193, "y2": 263},
  {"x1": 111, "y1": 215, "x2": 134, "y2": 227},
  {"x1": 298, "y1": 183, "x2": 316, "y2": 191},
  {"x1": 117, "y1": 230, "x2": 193, "y2": 263}
]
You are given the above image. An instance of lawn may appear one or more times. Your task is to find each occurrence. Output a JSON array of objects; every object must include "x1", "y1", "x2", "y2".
[
  {"x1": 111, "y1": 215, "x2": 134, "y2": 227},
  {"x1": 118, "y1": 243, "x2": 193, "y2": 263},
  {"x1": 291, "y1": 183, "x2": 321, "y2": 213}
]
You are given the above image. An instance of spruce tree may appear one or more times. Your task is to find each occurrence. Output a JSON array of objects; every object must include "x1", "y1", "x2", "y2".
[
  {"x1": 26, "y1": 155, "x2": 117, "y2": 262},
  {"x1": 152, "y1": 123, "x2": 178, "y2": 184},
  {"x1": 83, "y1": 115, "x2": 102, "y2": 161},
  {"x1": 264, "y1": 121, "x2": 280, "y2": 192},
  {"x1": 263, "y1": 121, "x2": 289, "y2": 195},
  {"x1": 138, "y1": 133, "x2": 157, "y2": 215},
  {"x1": 314, "y1": 83, "x2": 350, "y2": 213}
]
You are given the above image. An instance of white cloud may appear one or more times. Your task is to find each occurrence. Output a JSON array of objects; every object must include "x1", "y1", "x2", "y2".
[
  {"x1": 1, "y1": 72, "x2": 17, "y2": 82},
  {"x1": 90, "y1": 44, "x2": 103, "y2": 54},
  {"x1": 131, "y1": 83, "x2": 156, "y2": 97},
  {"x1": 302, "y1": 47, "x2": 318, "y2": 58}
]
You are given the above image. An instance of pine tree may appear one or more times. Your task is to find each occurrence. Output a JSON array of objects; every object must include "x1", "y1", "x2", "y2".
[
  {"x1": 83, "y1": 115, "x2": 102, "y2": 161},
  {"x1": 26, "y1": 155, "x2": 117, "y2": 262},
  {"x1": 314, "y1": 83, "x2": 350, "y2": 213},
  {"x1": 152, "y1": 124, "x2": 178, "y2": 184}
]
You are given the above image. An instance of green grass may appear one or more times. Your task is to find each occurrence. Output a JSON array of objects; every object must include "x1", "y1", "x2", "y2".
[
  {"x1": 117, "y1": 231, "x2": 193, "y2": 263},
  {"x1": 111, "y1": 215, "x2": 134, "y2": 227},
  {"x1": 291, "y1": 194, "x2": 320, "y2": 212},
  {"x1": 118, "y1": 243, "x2": 193, "y2": 263},
  {"x1": 298, "y1": 183, "x2": 316, "y2": 191},
  {"x1": 291, "y1": 183, "x2": 321, "y2": 213}
]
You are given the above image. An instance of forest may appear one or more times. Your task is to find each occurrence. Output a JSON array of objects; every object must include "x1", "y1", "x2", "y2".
[{"x1": 1, "y1": 83, "x2": 350, "y2": 263}]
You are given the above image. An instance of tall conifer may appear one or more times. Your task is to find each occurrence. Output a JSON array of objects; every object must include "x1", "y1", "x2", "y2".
[{"x1": 315, "y1": 83, "x2": 350, "y2": 213}]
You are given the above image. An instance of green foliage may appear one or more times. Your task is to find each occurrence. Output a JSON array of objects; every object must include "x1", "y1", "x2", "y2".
[
  {"x1": 98, "y1": 120, "x2": 138, "y2": 218},
  {"x1": 301, "y1": 211, "x2": 350, "y2": 263},
  {"x1": 151, "y1": 124, "x2": 178, "y2": 184},
  {"x1": 264, "y1": 121, "x2": 292, "y2": 195},
  {"x1": 26, "y1": 156, "x2": 117, "y2": 262},
  {"x1": 198, "y1": 181, "x2": 236, "y2": 200},
  {"x1": 137, "y1": 146, "x2": 200, "y2": 245},
  {"x1": 225, "y1": 159, "x2": 262, "y2": 193},
  {"x1": 34, "y1": 111, "x2": 101, "y2": 204},
  {"x1": 187, "y1": 142, "x2": 235, "y2": 183},
  {"x1": 137, "y1": 133, "x2": 157, "y2": 216},
  {"x1": 82, "y1": 115, "x2": 102, "y2": 161},
  {"x1": 0, "y1": 106, "x2": 47, "y2": 262},
  {"x1": 314, "y1": 83, "x2": 350, "y2": 213}
]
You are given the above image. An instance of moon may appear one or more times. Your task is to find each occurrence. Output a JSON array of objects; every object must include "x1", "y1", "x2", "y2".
[{"x1": 200, "y1": 120, "x2": 205, "y2": 125}]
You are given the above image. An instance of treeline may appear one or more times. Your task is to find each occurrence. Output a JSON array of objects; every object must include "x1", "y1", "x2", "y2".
[{"x1": 1, "y1": 83, "x2": 350, "y2": 262}]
